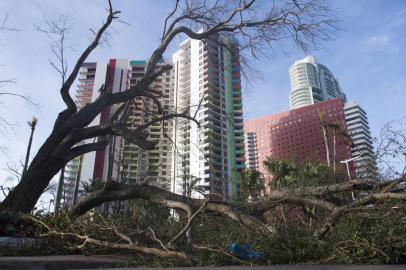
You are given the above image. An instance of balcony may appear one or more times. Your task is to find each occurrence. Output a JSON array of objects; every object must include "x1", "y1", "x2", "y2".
[{"x1": 233, "y1": 103, "x2": 243, "y2": 110}]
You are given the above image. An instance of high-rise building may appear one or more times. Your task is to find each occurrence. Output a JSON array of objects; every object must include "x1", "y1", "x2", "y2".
[
  {"x1": 171, "y1": 35, "x2": 245, "y2": 198},
  {"x1": 61, "y1": 59, "x2": 174, "y2": 206},
  {"x1": 244, "y1": 132, "x2": 258, "y2": 170},
  {"x1": 244, "y1": 98, "x2": 354, "y2": 189},
  {"x1": 344, "y1": 102, "x2": 377, "y2": 177},
  {"x1": 121, "y1": 60, "x2": 174, "y2": 189},
  {"x1": 61, "y1": 39, "x2": 246, "y2": 203},
  {"x1": 62, "y1": 62, "x2": 104, "y2": 206},
  {"x1": 289, "y1": 55, "x2": 375, "y2": 178},
  {"x1": 289, "y1": 56, "x2": 346, "y2": 109}
]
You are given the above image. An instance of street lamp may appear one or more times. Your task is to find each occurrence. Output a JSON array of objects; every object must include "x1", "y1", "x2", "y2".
[
  {"x1": 341, "y1": 155, "x2": 362, "y2": 201},
  {"x1": 341, "y1": 155, "x2": 362, "y2": 180}
]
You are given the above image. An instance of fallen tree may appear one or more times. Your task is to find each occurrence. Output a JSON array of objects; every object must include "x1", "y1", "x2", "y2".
[
  {"x1": 11, "y1": 176, "x2": 403, "y2": 264},
  {"x1": 70, "y1": 176, "x2": 406, "y2": 238},
  {"x1": 70, "y1": 180, "x2": 266, "y2": 230}
]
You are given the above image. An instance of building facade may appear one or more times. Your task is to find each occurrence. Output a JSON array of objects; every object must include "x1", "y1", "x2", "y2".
[
  {"x1": 60, "y1": 36, "x2": 247, "y2": 203},
  {"x1": 171, "y1": 35, "x2": 245, "y2": 198},
  {"x1": 244, "y1": 98, "x2": 353, "y2": 187},
  {"x1": 289, "y1": 56, "x2": 346, "y2": 109},
  {"x1": 62, "y1": 62, "x2": 104, "y2": 206},
  {"x1": 61, "y1": 59, "x2": 174, "y2": 206},
  {"x1": 121, "y1": 60, "x2": 174, "y2": 189},
  {"x1": 244, "y1": 132, "x2": 258, "y2": 170},
  {"x1": 344, "y1": 102, "x2": 377, "y2": 177}
]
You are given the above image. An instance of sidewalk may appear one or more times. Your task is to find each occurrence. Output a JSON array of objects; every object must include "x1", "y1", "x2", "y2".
[
  {"x1": 0, "y1": 255, "x2": 128, "y2": 270},
  {"x1": 0, "y1": 256, "x2": 404, "y2": 270}
]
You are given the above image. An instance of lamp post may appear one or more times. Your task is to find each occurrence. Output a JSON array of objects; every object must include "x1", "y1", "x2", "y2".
[
  {"x1": 22, "y1": 117, "x2": 38, "y2": 177},
  {"x1": 341, "y1": 155, "x2": 362, "y2": 200}
]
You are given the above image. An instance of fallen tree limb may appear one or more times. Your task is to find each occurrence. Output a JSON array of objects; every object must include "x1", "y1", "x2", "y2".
[
  {"x1": 71, "y1": 179, "x2": 405, "y2": 233},
  {"x1": 70, "y1": 181, "x2": 265, "y2": 230},
  {"x1": 245, "y1": 179, "x2": 404, "y2": 213},
  {"x1": 27, "y1": 215, "x2": 188, "y2": 259},
  {"x1": 317, "y1": 191, "x2": 406, "y2": 239},
  {"x1": 266, "y1": 179, "x2": 400, "y2": 199},
  {"x1": 167, "y1": 199, "x2": 209, "y2": 248}
]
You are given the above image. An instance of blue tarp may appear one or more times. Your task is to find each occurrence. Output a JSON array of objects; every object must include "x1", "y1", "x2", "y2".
[{"x1": 229, "y1": 243, "x2": 260, "y2": 260}]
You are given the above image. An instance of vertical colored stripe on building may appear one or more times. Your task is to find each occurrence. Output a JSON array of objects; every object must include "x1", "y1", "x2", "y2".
[
  {"x1": 223, "y1": 39, "x2": 237, "y2": 199},
  {"x1": 93, "y1": 59, "x2": 116, "y2": 180}
]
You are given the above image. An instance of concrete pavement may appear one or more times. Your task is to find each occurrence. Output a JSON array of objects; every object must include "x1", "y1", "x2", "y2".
[{"x1": 92, "y1": 266, "x2": 405, "y2": 270}]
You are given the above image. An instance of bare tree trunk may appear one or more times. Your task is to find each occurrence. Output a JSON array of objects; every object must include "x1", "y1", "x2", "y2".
[
  {"x1": 319, "y1": 112, "x2": 330, "y2": 167},
  {"x1": 1, "y1": 125, "x2": 79, "y2": 212},
  {"x1": 0, "y1": 2, "x2": 119, "y2": 212},
  {"x1": 322, "y1": 125, "x2": 330, "y2": 167}
]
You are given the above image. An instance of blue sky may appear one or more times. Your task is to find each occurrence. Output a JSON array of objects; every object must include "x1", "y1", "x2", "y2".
[{"x1": 0, "y1": 0, "x2": 405, "y2": 188}]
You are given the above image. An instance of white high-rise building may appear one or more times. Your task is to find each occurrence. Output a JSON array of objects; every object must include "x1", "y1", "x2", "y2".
[
  {"x1": 244, "y1": 132, "x2": 258, "y2": 170},
  {"x1": 289, "y1": 56, "x2": 346, "y2": 109},
  {"x1": 171, "y1": 35, "x2": 245, "y2": 198},
  {"x1": 344, "y1": 102, "x2": 377, "y2": 177}
]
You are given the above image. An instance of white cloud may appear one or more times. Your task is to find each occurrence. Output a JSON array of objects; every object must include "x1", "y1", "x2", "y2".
[
  {"x1": 367, "y1": 34, "x2": 390, "y2": 46},
  {"x1": 364, "y1": 34, "x2": 398, "y2": 52}
]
